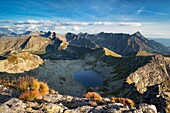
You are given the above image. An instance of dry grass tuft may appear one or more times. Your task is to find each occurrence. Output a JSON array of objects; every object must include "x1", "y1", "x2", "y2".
[
  {"x1": 83, "y1": 92, "x2": 102, "y2": 101},
  {"x1": 16, "y1": 76, "x2": 37, "y2": 91},
  {"x1": 1, "y1": 76, "x2": 51, "y2": 101}
]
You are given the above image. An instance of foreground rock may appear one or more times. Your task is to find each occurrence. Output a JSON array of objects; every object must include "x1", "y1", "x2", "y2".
[{"x1": 0, "y1": 85, "x2": 157, "y2": 113}]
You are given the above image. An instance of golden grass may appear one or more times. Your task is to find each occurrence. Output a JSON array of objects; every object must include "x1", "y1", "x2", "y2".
[
  {"x1": 38, "y1": 82, "x2": 49, "y2": 96},
  {"x1": 83, "y1": 92, "x2": 102, "y2": 101},
  {"x1": 16, "y1": 76, "x2": 37, "y2": 91},
  {"x1": 30, "y1": 78, "x2": 40, "y2": 90}
]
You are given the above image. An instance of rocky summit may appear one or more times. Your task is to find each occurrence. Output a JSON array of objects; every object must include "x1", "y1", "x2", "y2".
[{"x1": 0, "y1": 31, "x2": 170, "y2": 113}]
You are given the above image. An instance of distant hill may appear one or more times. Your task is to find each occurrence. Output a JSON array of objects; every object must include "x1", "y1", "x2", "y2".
[{"x1": 148, "y1": 38, "x2": 170, "y2": 46}]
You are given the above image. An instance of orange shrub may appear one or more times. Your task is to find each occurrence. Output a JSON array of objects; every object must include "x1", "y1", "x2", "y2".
[
  {"x1": 38, "y1": 82, "x2": 49, "y2": 96},
  {"x1": 83, "y1": 92, "x2": 102, "y2": 101},
  {"x1": 30, "y1": 78, "x2": 40, "y2": 90},
  {"x1": 19, "y1": 90, "x2": 40, "y2": 101},
  {"x1": 111, "y1": 97, "x2": 135, "y2": 107}
]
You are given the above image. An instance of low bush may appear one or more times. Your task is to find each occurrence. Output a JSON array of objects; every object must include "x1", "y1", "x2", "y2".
[
  {"x1": 83, "y1": 92, "x2": 102, "y2": 101},
  {"x1": 19, "y1": 90, "x2": 40, "y2": 101},
  {"x1": 111, "y1": 97, "x2": 135, "y2": 107},
  {"x1": 38, "y1": 82, "x2": 49, "y2": 96}
]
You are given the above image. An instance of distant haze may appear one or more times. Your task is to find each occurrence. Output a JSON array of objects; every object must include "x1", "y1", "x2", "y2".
[{"x1": 149, "y1": 38, "x2": 170, "y2": 46}]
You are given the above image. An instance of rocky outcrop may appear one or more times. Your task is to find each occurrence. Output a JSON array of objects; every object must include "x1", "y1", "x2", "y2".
[
  {"x1": 0, "y1": 52, "x2": 43, "y2": 73},
  {"x1": 126, "y1": 55, "x2": 169, "y2": 94},
  {"x1": 126, "y1": 55, "x2": 170, "y2": 112}
]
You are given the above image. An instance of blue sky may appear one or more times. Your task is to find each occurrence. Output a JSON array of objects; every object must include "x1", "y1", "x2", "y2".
[{"x1": 0, "y1": 0, "x2": 170, "y2": 38}]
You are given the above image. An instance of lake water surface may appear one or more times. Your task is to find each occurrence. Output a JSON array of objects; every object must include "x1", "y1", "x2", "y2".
[{"x1": 74, "y1": 70, "x2": 103, "y2": 88}]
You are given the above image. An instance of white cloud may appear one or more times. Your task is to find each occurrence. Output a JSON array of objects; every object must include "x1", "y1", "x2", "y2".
[
  {"x1": 118, "y1": 22, "x2": 142, "y2": 27},
  {"x1": 15, "y1": 20, "x2": 54, "y2": 25},
  {"x1": 72, "y1": 26, "x2": 82, "y2": 31}
]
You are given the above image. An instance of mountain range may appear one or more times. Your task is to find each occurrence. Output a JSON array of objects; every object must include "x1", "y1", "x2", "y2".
[
  {"x1": 0, "y1": 31, "x2": 169, "y2": 57},
  {"x1": 0, "y1": 31, "x2": 170, "y2": 113}
]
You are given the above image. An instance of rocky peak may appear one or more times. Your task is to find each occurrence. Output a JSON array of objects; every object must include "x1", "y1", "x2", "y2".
[{"x1": 133, "y1": 31, "x2": 143, "y2": 37}]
